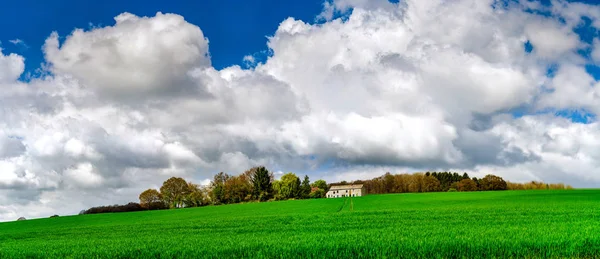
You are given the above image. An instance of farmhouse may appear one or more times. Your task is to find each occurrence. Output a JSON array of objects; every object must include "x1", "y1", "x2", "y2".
[{"x1": 326, "y1": 184, "x2": 364, "y2": 198}]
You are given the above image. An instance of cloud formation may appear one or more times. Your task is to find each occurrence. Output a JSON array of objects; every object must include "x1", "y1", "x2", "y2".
[{"x1": 2, "y1": 1, "x2": 600, "y2": 221}]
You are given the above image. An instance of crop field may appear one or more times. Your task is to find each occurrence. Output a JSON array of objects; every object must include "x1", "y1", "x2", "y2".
[{"x1": 1, "y1": 190, "x2": 599, "y2": 258}]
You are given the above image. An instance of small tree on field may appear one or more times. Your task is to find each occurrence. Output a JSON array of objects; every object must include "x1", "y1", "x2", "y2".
[
  {"x1": 139, "y1": 189, "x2": 163, "y2": 209},
  {"x1": 160, "y1": 177, "x2": 191, "y2": 208}
]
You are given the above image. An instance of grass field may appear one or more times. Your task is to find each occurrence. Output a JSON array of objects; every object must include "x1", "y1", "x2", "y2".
[{"x1": 1, "y1": 190, "x2": 599, "y2": 258}]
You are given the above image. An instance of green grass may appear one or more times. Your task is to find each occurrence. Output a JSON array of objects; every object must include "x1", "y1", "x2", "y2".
[{"x1": 1, "y1": 190, "x2": 600, "y2": 258}]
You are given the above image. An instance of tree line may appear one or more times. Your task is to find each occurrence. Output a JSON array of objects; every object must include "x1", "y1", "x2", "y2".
[
  {"x1": 330, "y1": 171, "x2": 572, "y2": 194},
  {"x1": 82, "y1": 166, "x2": 331, "y2": 214},
  {"x1": 81, "y1": 168, "x2": 573, "y2": 215}
]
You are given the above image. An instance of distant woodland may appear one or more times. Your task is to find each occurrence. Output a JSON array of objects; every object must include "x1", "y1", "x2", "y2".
[{"x1": 81, "y1": 168, "x2": 572, "y2": 215}]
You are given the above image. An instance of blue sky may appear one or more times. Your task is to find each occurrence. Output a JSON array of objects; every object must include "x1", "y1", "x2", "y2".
[{"x1": 0, "y1": 0, "x2": 324, "y2": 75}]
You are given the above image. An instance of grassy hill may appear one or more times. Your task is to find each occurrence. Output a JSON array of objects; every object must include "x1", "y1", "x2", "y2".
[{"x1": 1, "y1": 190, "x2": 600, "y2": 258}]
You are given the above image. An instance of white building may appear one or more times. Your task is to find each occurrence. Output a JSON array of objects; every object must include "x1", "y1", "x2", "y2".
[{"x1": 326, "y1": 184, "x2": 365, "y2": 198}]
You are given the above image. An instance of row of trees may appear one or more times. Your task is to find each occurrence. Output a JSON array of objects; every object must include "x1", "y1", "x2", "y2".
[
  {"x1": 333, "y1": 172, "x2": 571, "y2": 194},
  {"x1": 81, "y1": 168, "x2": 573, "y2": 215},
  {"x1": 138, "y1": 166, "x2": 331, "y2": 210},
  {"x1": 507, "y1": 181, "x2": 573, "y2": 190}
]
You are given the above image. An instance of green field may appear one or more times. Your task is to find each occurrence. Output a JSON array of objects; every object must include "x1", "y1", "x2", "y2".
[{"x1": 1, "y1": 190, "x2": 599, "y2": 258}]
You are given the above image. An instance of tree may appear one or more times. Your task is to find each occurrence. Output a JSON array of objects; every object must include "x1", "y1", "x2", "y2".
[
  {"x1": 394, "y1": 174, "x2": 410, "y2": 193},
  {"x1": 408, "y1": 173, "x2": 424, "y2": 192},
  {"x1": 184, "y1": 182, "x2": 207, "y2": 207},
  {"x1": 383, "y1": 172, "x2": 396, "y2": 193},
  {"x1": 472, "y1": 177, "x2": 480, "y2": 188},
  {"x1": 210, "y1": 172, "x2": 229, "y2": 205},
  {"x1": 300, "y1": 175, "x2": 311, "y2": 198},
  {"x1": 139, "y1": 189, "x2": 163, "y2": 209},
  {"x1": 479, "y1": 174, "x2": 507, "y2": 191},
  {"x1": 224, "y1": 173, "x2": 253, "y2": 203},
  {"x1": 250, "y1": 166, "x2": 273, "y2": 201},
  {"x1": 278, "y1": 173, "x2": 301, "y2": 199},
  {"x1": 272, "y1": 180, "x2": 284, "y2": 200},
  {"x1": 422, "y1": 175, "x2": 441, "y2": 192},
  {"x1": 309, "y1": 188, "x2": 326, "y2": 198},
  {"x1": 160, "y1": 177, "x2": 191, "y2": 208},
  {"x1": 457, "y1": 178, "x2": 478, "y2": 192},
  {"x1": 311, "y1": 179, "x2": 328, "y2": 192}
]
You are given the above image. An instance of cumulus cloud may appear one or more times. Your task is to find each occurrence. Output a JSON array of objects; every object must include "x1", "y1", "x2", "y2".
[
  {"x1": 44, "y1": 12, "x2": 211, "y2": 100},
  {"x1": 0, "y1": 48, "x2": 25, "y2": 83},
  {"x1": 2, "y1": 1, "x2": 600, "y2": 221}
]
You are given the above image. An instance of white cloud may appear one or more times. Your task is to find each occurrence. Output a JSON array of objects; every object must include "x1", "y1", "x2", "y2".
[
  {"x1": 592, "y1": 39, "x2": 600, "y2": 64},
  {"x1": 9, "y1": 39, "x2": 28, "y2": 49},
  {"x1": 2, "y1": 0, "x2": 600, "y2": 221},
  {"x1": 43, "y1": 12, "x2": 211, "y2": 99},
  {"x1": 64, "y1": 163, "x2": 104, "y2": 188},
  {"x1": 524, "y1": 19, "x2": 581, "y2": 60},
  {"x1": 481, "y1": 115, "x2": 600, "y2": 186},
  {"x1": 0, "y1": 48, "x2": 25, "y2": 83}
]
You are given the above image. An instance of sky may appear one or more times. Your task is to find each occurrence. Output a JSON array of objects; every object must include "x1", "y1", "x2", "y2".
[{"x1": 2, "y1": 0, "x2": 600, "y2": 221}]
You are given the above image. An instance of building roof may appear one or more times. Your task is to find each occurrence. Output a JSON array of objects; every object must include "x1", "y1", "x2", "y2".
[{"x1": 329, "y1": 184, "x2": 363, "y2": 190}]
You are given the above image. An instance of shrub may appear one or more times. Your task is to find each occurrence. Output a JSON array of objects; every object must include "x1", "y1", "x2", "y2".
[
  {"x1": 448, "y1": 188, "x2": 457, "y2": 192},
  {"x1": 309, "y1": 189, "x2": 326, "y2": 199},
  {"x1": 83, "y1": 202, "x2": 145, "y2": 215}
]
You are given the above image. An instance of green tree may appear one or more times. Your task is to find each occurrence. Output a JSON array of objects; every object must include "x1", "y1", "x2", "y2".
[
  {"x1": 160, "y1": 177, "x2": 191, "y2": 208},
  {"x1": 309, "y1": 188, "x2": 326, "y2": 198},
  {"x1": 184, "y1": 182, "x2": 206, "y2": 207},
  {"x1": 300, "y1": 175, "x2": 311, "y2": 199},
  {"x1": 311, "y1": 179, "x2": 328, "y2": 192},
  {"x1": 250, "y1": 166, "x2": 273, "y2": 201},
  {"x1": 278, "y1": 173, "x2": 301, "y2": 199},
  {"x1": 210, "y1": 172, "x2": 229, "y2": 205},
  {"x1": 272, "y1": 180, "x2": 284, "y2": 200}
]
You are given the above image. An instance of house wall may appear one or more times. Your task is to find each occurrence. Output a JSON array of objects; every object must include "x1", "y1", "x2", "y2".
[{"x1": 326, "y1": 187, "x2": 364, "y2": 198}]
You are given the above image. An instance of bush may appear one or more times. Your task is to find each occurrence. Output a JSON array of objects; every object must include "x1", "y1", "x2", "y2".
[
  {"x1": 83, "y1": 202, "x2": 145, "y2": 215},
  {"x1": 309, "y1": 189, "x2": 326, "y2": 199},
  {"x1": 50, "y1": 215, "x2": 59, "y2": 218},
  {"x1": 146, "y1": 201, "x2": 169, "y2": 210},
  {"x1": 448, "y1": 188, "x2": 457, "y2": 192}
]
